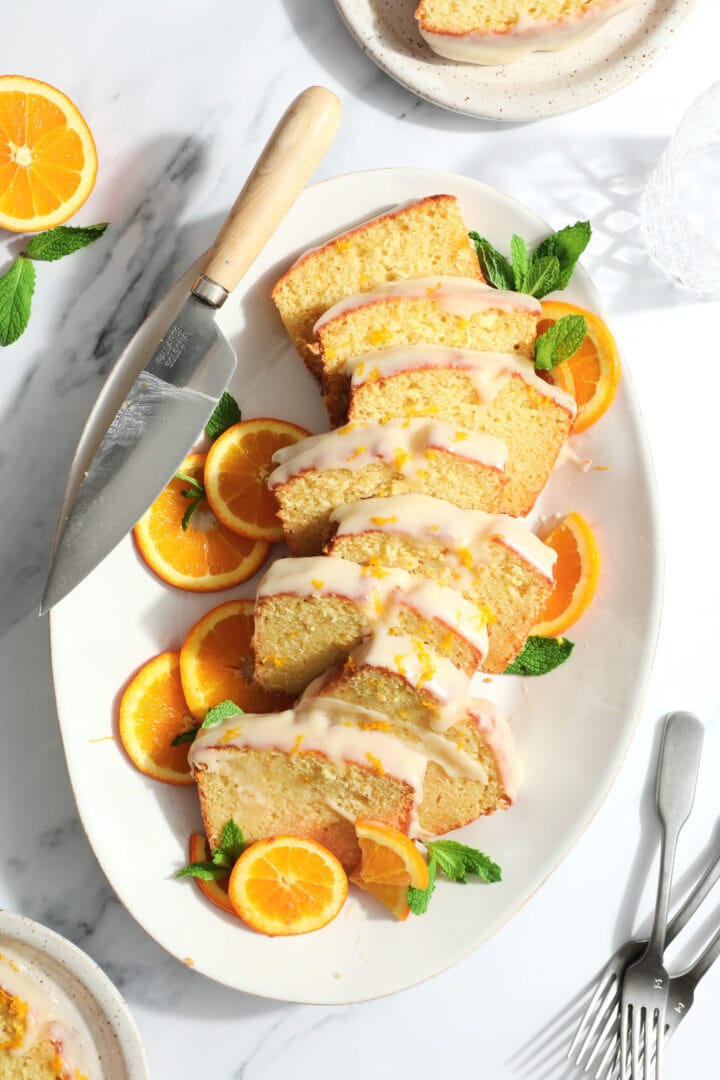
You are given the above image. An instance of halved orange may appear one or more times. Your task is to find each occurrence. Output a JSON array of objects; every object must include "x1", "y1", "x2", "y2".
[
  {"x1": 118, "y1": 652, "x2": 197, "y2": 785},
  {"x1": 133, "y1": 453, "x2": 270, "y2": 591},
  {"x1": 204, "y1": 418, "x2": 311, "y2": 543},
  {"x1": 349, "y1": 819, "x2": 429, "y2": 921},
  {"x1": 180, "y1": 599, "x2": 294, "y2": 720},
  {"x1": 538, "y1": 301, "x2": 621, "y2": 433},
  {"x1": 534, "y1": 512, "x2": 601, "y2": 637},
  {"x1": 228, "y1": 835, "x2": 348, "y2": 936},
  {"x1": 0, "y1": 76, "x2": 98, "y2": 233},
  {"x1": 188, "y1": 834, "x2": 236, "y2": 916}
]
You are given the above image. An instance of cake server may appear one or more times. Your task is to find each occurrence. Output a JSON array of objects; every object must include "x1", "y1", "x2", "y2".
[{"x1": 41, "y1": 86, "x2": 341, "y2": 613}]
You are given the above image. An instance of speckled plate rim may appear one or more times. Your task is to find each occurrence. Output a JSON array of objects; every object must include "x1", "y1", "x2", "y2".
[
  {"x1": 0, "y1": 910, "x2": 149, "y2": 1078},
  {"x1": 48, "y1": 168, "x2": 663, "y2": 1004},
  {"x1": 332, "y1": 0, "x2": 701, "y2": 121}
]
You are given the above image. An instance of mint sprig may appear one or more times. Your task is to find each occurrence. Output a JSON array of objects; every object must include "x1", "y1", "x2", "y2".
[
  {"x1": 170, "y1": 726, "x2": 200, "y2": 747},
  {"x1": 174, "y1": 471, "x2": 206, "y2": 530},
  {"x1": 0, "y1": 256, "x2": 36, "y2": 346},
  {"x1": 177, "y1": 818, "x2": 245, "y2": 881},
  {"x1": 26, "y1": 223, "x2": 109, "y2": 262},
  {"x1": 504, "y1": 635, "x2": 574, "y2": 676},
  {"x1": 201, "y1": 700, "x2": 244, "y2": 729},
  {"x1": 407, "y1": 839, "x2": 501, "y2": 916},
  {"x1": 534, "y1": 314, "x2": 587, "y2": 371},
  {"x1": 469, "y1": 220, "x2": 591, "y2": 299},
  {"x1": 206, "y1": 392, "x2": 241, "y2": 441},
  {"x1": 0, "y1": 224, "x2": 108, "y2": 347}
]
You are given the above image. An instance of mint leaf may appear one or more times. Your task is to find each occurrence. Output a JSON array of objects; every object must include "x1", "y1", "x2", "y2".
[
  {"x1": 505, "y1": 635, "x2": 574, "y2": 676},
  {"x1": 26, "y1": 223, "x2": 108, "y2": 262},
  {"x1": 175, "y1": 471, "x2": 206, "y2": 531},
  {"x1": 201, "y1": 700, "x2": 244, "y2": 729},
  {"x1": 0, "y1": 256, "x2": 36, "y2": 346},
  {"x1": 469, "y1": 232, "x2": 514, "y2": 291},
  {"x1": 176, "y1": 861, "x2": 228, "y2": 881},
  {"x1": 534, "y1": 221, "x2": 591, "y2": 291},
  {"x1": 217, "y1": 819, "x2": 245, "y2": 864},
  {"x1": 171, "y1": 726, "x2": 200, "y2": 746},
  {"x1": 206, "y1": 392, "x2": 242, "y2": 441},
  {"x1": 510, "y1": 234, "x2": 529, "y2": 293},
  {"x1": 407, "y1": 852, "x2": 437, "y2": 916},
  {"x1": 174, "y1": 471, "x2": 204, "y2": 492},
  {"x1": 426, "y1": 840, "x2": 501, "y2": 884},
  {"x1": 525, "y1": 254, "x2": 560, "y2": 299},
  {"x1": 534, "y1": 314, "x2": 587, "y2": 371}
]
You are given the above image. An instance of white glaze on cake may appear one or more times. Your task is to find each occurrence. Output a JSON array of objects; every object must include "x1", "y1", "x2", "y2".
[
  {"x1": 314, "y1": 276, "x2": 541, "y2": 331},
  {"x1": 467, "y1": 700, "x2": 522, "y2": 801},
  {"x1": 0, "y1": 948, "x2": 100, "y2": 1077},
  {"x1": 256, "y1": 555, "x2": 489, "y2": 657},
  {"x1": 346, "y1": 343, "x2": 576, "y2": 416},
  {"x1": 269, "y1": 417, "x2": 507, "y2": 487},
  {"x1": 416, "y1": 0, "x2": 640, "y2": 65},
  {"x1": 330, "y1": 493, "x2": 557, "y2": 581}
]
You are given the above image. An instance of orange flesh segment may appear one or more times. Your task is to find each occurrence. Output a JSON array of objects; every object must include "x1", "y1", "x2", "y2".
[
  {"x1": 350, "y1": 819, "x2": 429, "y2": 920},
  {"x1": 188, "y1": 834, "x2": 235, "y2": 916},
  {"x1": 118, "y1": 652, "x2": 197, "y2": 784},
  {"x1": 534, "y1": 512, "x2": 601, "y2": 637}
]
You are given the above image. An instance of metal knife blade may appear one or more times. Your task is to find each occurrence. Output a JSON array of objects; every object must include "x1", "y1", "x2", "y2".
[
  {"x1": 41, "y1": 85, "x2": 342, "y2": 612},
  {"x1": 41, "y1": 294, "x2": 235, "y2": 612}
]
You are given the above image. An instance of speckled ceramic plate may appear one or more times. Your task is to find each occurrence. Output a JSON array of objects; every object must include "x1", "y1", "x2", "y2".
[
  {"x1": 0, "y1": 910, "x2": 148, "y2": 1078},
  {"x1": 49, "y1": 168, "x2": 662, "y2": 1004},
  {"x1": 333, "y1": 0, "x2": 699, "y2": 120}
]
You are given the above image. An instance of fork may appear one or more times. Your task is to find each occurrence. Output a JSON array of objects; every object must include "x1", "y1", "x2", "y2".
[
  {"x1": 591, "y1": 924, "x2": 720, "y2": 1076},
  {"x1": 568, "y1": 833, "x2": 720, "y2": 1075},
  {"x1": 619, "y1": 711, "x2": 704, "y2": 1079}
]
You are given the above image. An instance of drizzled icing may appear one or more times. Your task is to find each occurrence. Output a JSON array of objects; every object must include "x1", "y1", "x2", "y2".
[
  {"x1": 417, "y1": 0, "x2": 640, "y2": 65},
  {"x1": 346, "y1": 344, "x2": 576, "y2": 416},
  {"x1": 466, "y1": 701, "x2": 522, "y2": 801},
  {"x1": 330, "y1": 492, "x2": 557, "y2": 581},
  {"x1": 268, "y1": 417, "x2": 507, "y2": 486},
  {"x1": 0, "y1": 948, "x2": 99, "y2": 1077},
  {"x1": 257, "y1": 555, "x2": 489, "y2": 657},
  {"x1": 313, "y1": 276, "x2": 541, "y2": 331}
]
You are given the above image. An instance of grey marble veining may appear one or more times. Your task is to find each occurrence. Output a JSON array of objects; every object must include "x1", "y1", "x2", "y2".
[{"x1": 2, "y1": 1, "x2": 720, "y2": 1077}]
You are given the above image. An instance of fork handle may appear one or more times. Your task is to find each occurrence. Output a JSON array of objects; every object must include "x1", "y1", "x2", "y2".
[
  {"x1": 667, "y1": 841, "x2": 720, "y2": 945},
  {"x1": 683, "y1": 925, "x2": 720, "y2": 986},
  {"x1": 647, "y1": 712, "x2": 704, "y2": 958}
]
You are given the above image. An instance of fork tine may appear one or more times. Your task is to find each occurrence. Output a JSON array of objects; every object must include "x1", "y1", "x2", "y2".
[
  {"x1": 585, "y1": 995, "x2": 620, "y2": 1072},
  {"x1": 620, "y1": 1004, "x2": 629, "y2": 1080},
  {"x1": 573, "y1": 977, "x2": 620, "y2": 1066},
  {"x1": 653, "y1": 1011, "x2": 662, "y2": 1080},
  {"x1": 568, "y1": 972, "x2": 616, "y2": 1062},
  {"x1": 631, "y1": 1006, "x2": 642, "y2": 1080},
  {"x1": 594, "y1": 1031, "x2": 619, "y2": 1080}
]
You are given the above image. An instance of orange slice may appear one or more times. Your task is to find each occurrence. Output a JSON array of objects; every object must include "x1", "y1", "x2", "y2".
[
  {"x1": 180, "y1": 598, "x2": 294, "y2": 720},
  {"x1": 204, "y1": 418, "x2": 311, "y2": 543},
  {"x1": 538, "y1": 301, "x2": 621, "y2": 434},
  {"x1": 349, "y1": 819, "x2": 429, "y2": 921},
  {"x1": 0, "y1": 75, "x2": 98, "y2": 233},
  {"x1": 534, "y1": 512, "x2": 601, "y2": 637},
  {"x1": 188, "y1": 834, "x2": 236, "y2": 916},
  {"x1": 133, "y1": 453, "x2": 270, "y2": 592},
  {"x1": 118, "y1": 652, "x2": 197, "y2": 785},
  {"x1": 228, "y1": 836, "x2": 348, "y2": 936}
]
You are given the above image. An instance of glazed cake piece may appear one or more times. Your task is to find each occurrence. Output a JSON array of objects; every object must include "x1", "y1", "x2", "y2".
[
  {"x1": 314, "y1": 276, "x2": 541, "y2": 424},
  {"x1": 326, "y1": 492, "x2": 555, "y2": 673},
  {"x1": 346, "y1": 345, "x2": 576, "y2": 515},
  {"x1": 268, "y1": 417, "x2": 508, "y2": 555},
  {"x1": 271, "y1": 194, "x2": 483, "y2": 378},
  {"x1": 253, "y1": 555, "x2": 489, "y2": 696},
  {"x1": 415, "y1": 0, "x2": 640, "y2": 65}
]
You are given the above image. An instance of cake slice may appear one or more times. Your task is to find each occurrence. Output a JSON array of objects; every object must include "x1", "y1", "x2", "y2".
[
  {"x1": 253, "y1": 555, "x2": 489, "y2": 696},
  {"x1": 271, "y1": 194, "x2": 483, "y2": 378},
  {"x1": 314, "y1": 276, "x2": 541, "y2": 423},
  {"x1": 326, "y1": 493, "x2": 555, "y2": 673},
  {"x1": 346, "y1": 345, "x2": 576, "y2": 515},
  {"x1": 415, "y1": 0, "x2": 639, "y2": 65},
  {"x1": 269, "y1": 417, "x2": 507, "y2": 555}
]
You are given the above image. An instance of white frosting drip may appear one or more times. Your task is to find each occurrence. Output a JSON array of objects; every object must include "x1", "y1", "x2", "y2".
[
  {"x1": 330, "y1": 492, "x2": 557, "y2": 581},
  {"x1": 346, "y1": 343, "x2": 576, "y2": 416},
  {"x1": 349, "y1": 629, "x2": 472, "y2": 732},
  {"x1": 467, "y1": 700, "x2": 522, "y2": 801},
  {"x1": 0, "y1": 948, "x2": 100, "y2": 1077},
  {"x1": 269, "y1": 417, "x2": 507, "y2": 486},
  {"x1": 417, "y1": 0, "x2": 641, "y2": 65},
  {"x1": 314, "y1": 276, "x2": 541, "y2": 331},
  {"x1": 256, "y1": 555, "x2": 489, "y2": 657}
]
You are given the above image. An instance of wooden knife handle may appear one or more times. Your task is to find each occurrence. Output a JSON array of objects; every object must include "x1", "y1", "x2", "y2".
[{"x1": 199, "y1": 86, "x2": 342, "y2": 297}]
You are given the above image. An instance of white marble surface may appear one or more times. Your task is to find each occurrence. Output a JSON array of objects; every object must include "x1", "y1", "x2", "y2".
[{"x1": 2, "y1": 1, "x2": 720, "y2": 1077}]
